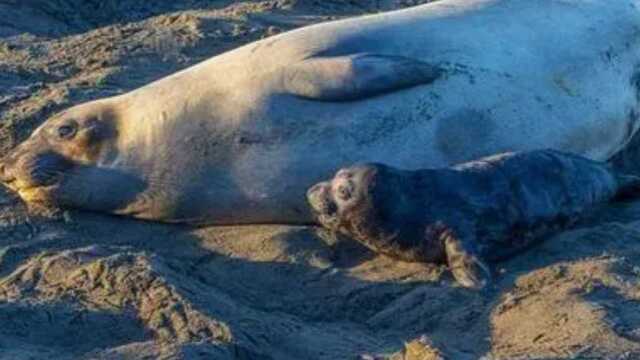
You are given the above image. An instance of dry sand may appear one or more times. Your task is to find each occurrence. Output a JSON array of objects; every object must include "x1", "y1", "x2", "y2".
[{"x1": 2, "y1": 1, "x2": 640, "y2": 359}]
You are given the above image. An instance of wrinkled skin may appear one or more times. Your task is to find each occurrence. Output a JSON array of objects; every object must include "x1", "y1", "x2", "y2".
[{"x1": 307, "y1": 150, "x2": 640, "y2": 289}]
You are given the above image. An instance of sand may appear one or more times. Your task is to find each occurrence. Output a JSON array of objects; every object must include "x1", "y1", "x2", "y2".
[{"x1": 2, "y1": 1, "x2": 640, "y2": 359}]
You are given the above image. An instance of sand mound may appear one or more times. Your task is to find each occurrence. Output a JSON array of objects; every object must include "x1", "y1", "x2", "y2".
[
  {"x1": 0, "y1": 246, "x2": 231, "y2": 344},
  {"x1": 3, "y1": 1, "x2": 640, "y2": 359}
]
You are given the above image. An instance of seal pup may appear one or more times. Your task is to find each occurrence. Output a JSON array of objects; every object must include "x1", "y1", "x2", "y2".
[
  {"x1": 307, "y1": 150, "x2": 640, "y2": 288},
  {"x1": 1, "y1": 0, "x2": 639, "y2": 224}
]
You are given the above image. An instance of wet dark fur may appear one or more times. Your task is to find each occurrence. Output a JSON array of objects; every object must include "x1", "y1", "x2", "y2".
[{"x1": 308, "y1": 149, "x2": 640, "y2": 287}]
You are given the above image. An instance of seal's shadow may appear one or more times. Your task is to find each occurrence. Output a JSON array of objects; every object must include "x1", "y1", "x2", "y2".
[
  {"x1": 0, "y1": 202, "x2": 491, "y2": 358},
  {"x1": 499, "y1": 199, "x2": 640, "y2": 275},
  {"x1": 5, "y1": 198, "x2": 640, "y2": 358}
]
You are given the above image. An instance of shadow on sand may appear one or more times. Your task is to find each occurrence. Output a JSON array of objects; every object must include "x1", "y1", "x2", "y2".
[{"x1": 2, "y1": 195, "x2": 640, "y2": 358}]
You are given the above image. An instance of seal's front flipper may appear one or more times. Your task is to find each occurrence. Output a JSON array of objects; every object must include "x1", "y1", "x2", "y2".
[
  {"x1": 443, "y1": 229, "x2": 491, "y2": 290},
  {"x1": 282, "y1": 54, "x2": 442, "y2": 102}
]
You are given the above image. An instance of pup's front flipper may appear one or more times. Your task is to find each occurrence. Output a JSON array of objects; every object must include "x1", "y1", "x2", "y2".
[{"x1": 443, "y1": 228, "x2": 491, "y2": 289}]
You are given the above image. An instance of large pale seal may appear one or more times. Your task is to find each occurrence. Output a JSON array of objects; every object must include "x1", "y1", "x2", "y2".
[
  {"x1": 1, "y1": 0, "x2": 639, "y2": 224},
  {"x1": 306, "y1": 150, "x2": 640, "y2": 288}
]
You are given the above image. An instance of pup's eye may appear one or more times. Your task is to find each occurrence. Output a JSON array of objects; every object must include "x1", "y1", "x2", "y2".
[{"x1": 57, "y1": 123, "x2": 77, "y2": 140}]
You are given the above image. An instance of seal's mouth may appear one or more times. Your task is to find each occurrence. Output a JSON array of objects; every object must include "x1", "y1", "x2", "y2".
[
  {"x1": 15, "y1": 184, "x2": 59, "y2": 204},
  {"x1": 0, "y1": 177, "x2": 60, "y2": 205}
]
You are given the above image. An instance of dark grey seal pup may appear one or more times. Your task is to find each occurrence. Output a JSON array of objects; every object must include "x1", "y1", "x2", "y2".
[{"x1": 307, "y1": 150, "x2": 640, "y2": 289}]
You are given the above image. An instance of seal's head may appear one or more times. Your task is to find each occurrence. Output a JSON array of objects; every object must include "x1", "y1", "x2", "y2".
[
  {"x1": 307, "y1": 163, "x2": 431, "y2": 260},
  {"x1": 0, "y1": 100, "x2": 130, "y2": 210},
  {"x1": 307, "y1": 164, "x2": 383, "y2": 231}
]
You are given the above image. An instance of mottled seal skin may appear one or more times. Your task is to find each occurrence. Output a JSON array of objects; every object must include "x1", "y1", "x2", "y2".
[
  {"x1": 307, "y1": 150, "x2": 640, "y2": 288},
  {"x1": 1, "y1": 0, "x2": 640, "y2": 225}
]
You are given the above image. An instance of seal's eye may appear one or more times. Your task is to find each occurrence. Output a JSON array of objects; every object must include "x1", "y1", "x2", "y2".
[
  {"x1": 335, "y1": 179, "x2": 357, "y2": 202},
  {"x1": 56, "y1": 123, "x2": 77, "y2": 140}
]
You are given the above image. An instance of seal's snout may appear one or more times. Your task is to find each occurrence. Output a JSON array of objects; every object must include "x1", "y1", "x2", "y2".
[
  {"x1": 0, "y1": 153, "x2": 19, "y2": 184},
  {"x1": 0, "y1": 160, "x2": 8, "y2": 179},
  {"x1": 307, "y1": 180, "x2": 342, "y2": 229},
  {"x1": 0, "y1": 145, "x2": 73, "y2": 193},
  {"x1": 306, "y1": 181, "x2": 336, "y2": 215}
]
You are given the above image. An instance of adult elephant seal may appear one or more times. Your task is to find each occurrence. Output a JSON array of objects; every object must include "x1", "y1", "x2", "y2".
[
  {"x1": 1, "y1": 0, "x2": 639, "y2": 225},
  {"x1": 306, "y1": 149, "x2": 640, "y2": 289}
]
